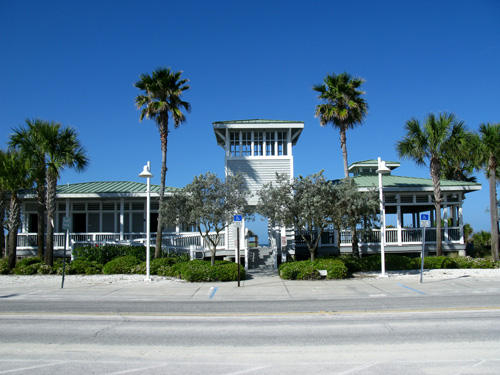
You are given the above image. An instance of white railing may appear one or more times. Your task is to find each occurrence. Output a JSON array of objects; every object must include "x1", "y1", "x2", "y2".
[
  {"x1": 338, "y1": 227, "x2": 462, "y2": 246},
  {"x1": 16, "y1": 231, "x2": 226, "y2": 251}
]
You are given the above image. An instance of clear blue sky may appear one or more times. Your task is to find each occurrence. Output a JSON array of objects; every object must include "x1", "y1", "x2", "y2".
[{"x1": 1, "y1": 0, "x2": 499, "y2": 240}]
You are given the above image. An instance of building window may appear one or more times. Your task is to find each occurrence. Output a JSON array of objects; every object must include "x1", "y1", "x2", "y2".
[
  {"x1": 230, "y1": 131, "x2": 240, "y2": 156},
  {"x1": 266, "y1": 131, "x2": 275, "y2": 156},
  {"x1": 277, "y1": 131, "x2": 287, "y2": 156},
  {"x1": 241, "y1": 131, "x2": 251, "y2": 156},
  {"x1": 254, "y1": 131, "x2": 263, "y2": 156}
]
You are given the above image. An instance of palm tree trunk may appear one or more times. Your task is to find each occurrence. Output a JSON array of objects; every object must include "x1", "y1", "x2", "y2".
[
  {"x1": 36, "y1": 183, "x2": 45, "y2": 258},
  {"x1": 488, "y1": 161, "x2": 500, "y2": 262},
  {"x1": 340, "y1": 127, "x2": 349, "y2": 178},
  {"x1": 0, "y1": 193, "x2": 5, "y2": 258},
  {"x1": 45, "y1": 172, "x2": 56, "y2": 267},
  {"x1": 430, "y1": 157, "x2": 443, "y2": 256},
  {"x1": 155, "y1": 121, "x2": 169, "y2": 259},
  {"x1": 351, "y1": 228, "x2": 360, "y2": 258},
  {"x1": 7, "y1": 195, "x2": 21, "y2": 271}
]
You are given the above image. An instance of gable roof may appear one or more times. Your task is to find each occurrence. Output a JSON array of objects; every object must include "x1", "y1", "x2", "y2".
[
  {"x1": 347, "y1": 174, "x2": 481, "y2": 193},
  {"x1": 20, "y1": 181, "x2": 179, "y2": 199}
]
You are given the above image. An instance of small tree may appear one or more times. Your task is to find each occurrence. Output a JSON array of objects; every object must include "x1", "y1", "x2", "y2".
[
  {"x1": 334, "y1": 178, "x2": 379, "y2": 258},
  {"x1": 160, "y1": 172, "x2": 251, "y2": 265},
  {"x1": 257, "y1": 171, "x2": 337, "y2": 261},
  {"x1": 0, "y1": 150, "x2": 32, "y2": 270}
]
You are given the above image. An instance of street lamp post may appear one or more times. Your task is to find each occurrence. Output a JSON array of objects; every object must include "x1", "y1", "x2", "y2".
[
  {"x1": 139, "y1": 161, "x2": 153, "y2": 281},
  {"x1": 377, "y1": 157, "x2": 391, "y2": 277}
]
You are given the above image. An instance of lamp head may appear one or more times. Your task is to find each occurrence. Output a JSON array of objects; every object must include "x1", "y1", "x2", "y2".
[
  {"x1": 139, "y1": 165, "x2": 153, "y2": 178},
  {"x1": 376, "y1": 160, "x2": 391, "y2": 174}
]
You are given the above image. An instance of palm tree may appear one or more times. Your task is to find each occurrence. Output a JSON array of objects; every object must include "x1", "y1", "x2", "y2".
[
  {"x1": 39, "y1": 123, "x2": 88, "y2": 266},
  {"x1": 396, "y1": 112, "x2": 468, "y2": 256},
  {"x1": 313, "y1": 72, "x2": 368, "y2": 178},
  {"x1": 0, "y1": 149, "x2": 32, "y2": 270},
  {"x1": 135, "y1": 67, "x2": 191, "y2": 259},
  {"x1": 9, "y1": 119, "x2": 50, "y2": 258},
  {"x1": 474, "y1": 123, "x2": 500, "y2": 261}
]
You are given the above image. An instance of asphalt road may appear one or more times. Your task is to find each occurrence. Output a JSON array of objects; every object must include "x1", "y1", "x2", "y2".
[{"x1": 1, "y1": 276, "x2": 500, "y2": 374}]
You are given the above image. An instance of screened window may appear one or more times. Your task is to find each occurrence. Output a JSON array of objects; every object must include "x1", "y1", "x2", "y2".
[
  {"x1": 241, "y1": 131, "x2": 251, "y2": 156},
  {"x1": 230, "y1": 131, "x2": 240, "y2": 156},
  {"x1": 266, "y1": 131, "x2": 275, "y2": 156},
  {"x1": 254, "y1": 131, "x2": 263, "y2": 156},
  {"x1": 277, "y1": 131, "x2": 287, "y2": 156}
]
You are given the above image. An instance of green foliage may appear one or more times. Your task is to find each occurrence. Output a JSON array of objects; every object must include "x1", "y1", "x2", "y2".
[
  {"x1": 12, "y1": 257, "x2": 45, "y2": 275},
  {"x1": 157, "y1": 260, "x2": 245, "y2": 282},
  {"x1": 421, "y1": 256, "x2": 458, "y2": 269},
  {"x1": 68, "y1": 259, "x2": 103, "y2": 275},
  {"x1": 454, "y1": 256, "x2": 498, "y2": 269},
  {"x1": 160, "y1": 172, "x2": 251, "y2": 265},
  {"x1": 73, "y1": 245, "x2": 150, "y2": 264},
  {"x1": 102, "y1": 256, "x2": 141, "y2": 274},
  {"x1": 313, "y1": 259, "x2": 349, "y2": 279},
  {"x1": 279, "y1": 259, "x2": 348, "y2": 280},
  {"x1": 0, "y1": 259, "x2": 10, "y2": 274},
  {"x1": 133, "y1": 257, "x2": 179, "y2": 275}
]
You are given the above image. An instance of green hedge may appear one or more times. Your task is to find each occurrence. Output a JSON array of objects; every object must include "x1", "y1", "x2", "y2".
[
  {"x1": 159, "y1": 260, "x2": 245, "y2": 282},
  {"x1": 68, "y1": 259, "x2": 103, "y2": 275},
  {"x1": 73, "y1": 245, "x2": 151, "y2": 264},
  {"x1": 102, "y1": 255, "x2": 141, "y2": 274},
  {"x1": 279, "y1": 259, "x2": 348, "y2": 280}
]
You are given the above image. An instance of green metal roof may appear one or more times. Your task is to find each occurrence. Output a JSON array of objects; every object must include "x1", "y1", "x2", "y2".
[
  {"x1": 18, "y1": 181, "x2": 180, "y2": 197},
  {"x1": 213, "y1": 119, "x2": 304, "y2": 125},
  {"x1": 346, "y1": 174, "x2": 481, "y2": 192},
  {"x1": 55, "y1": 181, "x2": 178, "y2": 194},
  {"x1": 348, "y1": 159, "x2": 400, "y2": 169}
]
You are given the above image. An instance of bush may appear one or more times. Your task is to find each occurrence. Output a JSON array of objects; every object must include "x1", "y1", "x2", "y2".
[
  {"x1": 69, "y1": 259, "x2": 103, "y2": 275},
  {"x1": 421, "y1": 256, "x2": 458, "y2": 269},
  {"x1": 12, "y1": 257, "x2": 45, "y2": 275},
  {"x1": 73, "y1": 245, "x2": 151, "y2": 264},
  {"x1": 313, "y1": 259, "x2": 349, "y2": 279},
  {"x1": 453, "y1": 256, "x2": 498, "y2": 269},
  {"x1": 279, "y1": 259, "x2": 348, "y2": 280},
  {"x1": 0, "y1": 258, "x2": 10, "y2": 274},
  {"x1": 102, "y1": 256, "x2": 141, "y2": 274},
  {"x1": 156, "y1": 260, "x2": 245, "y2": 282},
  {"x1": 385, "y1": 254, "x2": 417, "y2": 271},
  {"x1": 134, "y1": 257, "x2": 183, "y2": 275}
]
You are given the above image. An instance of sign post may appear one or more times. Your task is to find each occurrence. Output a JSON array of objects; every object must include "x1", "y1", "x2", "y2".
[
  {"x1": 61, "y1": 216, "x2": 71, "y2": 289},
  {"x1": 234, "y1": 215, "x2": 243, "y2": 287},
  {"x1": 420, "y1": 214, "x2": 430, "y2": 284}
]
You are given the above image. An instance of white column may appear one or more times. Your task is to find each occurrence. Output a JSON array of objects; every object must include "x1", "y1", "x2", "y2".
[
  {"x1": 397, "y1": 196, "x2": 402, "y2": 246},
  {"x1": 119, "y1": 198, "x2": 124, "y2": 240}
]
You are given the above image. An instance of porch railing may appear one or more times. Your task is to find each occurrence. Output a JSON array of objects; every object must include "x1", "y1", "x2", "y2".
[
  {"x1": 338, "y1": 227, "x2": 462, "y2": 245},
  {"x1": 16, "y1": 231, "x2": 226, "y2": 251}
]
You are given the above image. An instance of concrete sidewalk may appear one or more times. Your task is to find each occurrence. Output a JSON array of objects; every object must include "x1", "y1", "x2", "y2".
[{"x1": 1, "y1": 270, "x2": 500, "y2": 303}]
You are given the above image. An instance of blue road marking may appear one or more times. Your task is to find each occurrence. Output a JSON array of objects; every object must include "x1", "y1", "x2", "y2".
[
  {"x1": 209, "y1": 287, "x2": 218, "y2": 299},
  {"x1": 397, "y1": 283, "x2": 426, "y2": 295}
]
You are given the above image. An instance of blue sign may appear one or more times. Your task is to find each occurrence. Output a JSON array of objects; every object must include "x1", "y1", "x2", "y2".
[
  {"x1": 420, "y1": 214, "x2": 429, "y2": 221},
  {"x1": 234, "y1": 215, "x2": 243, "y2": 222}
]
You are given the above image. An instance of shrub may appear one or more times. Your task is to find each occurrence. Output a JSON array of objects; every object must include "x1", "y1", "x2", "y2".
[
  {"x1": 313, "y1": 259, "x2": 349, "y2": 279},
  {"x1": 385, "y1": 254, "x2": 417, "y2": 271},
  {"x1": 0, "y1": 258, "x2": 10, "y2": 274},
  {"x1": 279, "y1": 259, "x2": 348, "y2": 280},
  {"x1": 69, "y1": 259, "x2": 103, "y2": 275},
  {"x1": 73, "y1": 245, "x2": 151, "y2": 264},
  {"x1": 421, "y1": 256, "x2": 458, "y2": 269},
  {"x1": 156, "y1": 260, "x2": 245, "y2": 282},
  {"x1": 12, "y1": 257, "x2": 45, "y2": 275},
  {"x1": 102, "y1": 256, "x2": 141, "y2": 274},
  {"x1": 454, "y1": 256, "x2": 498, "y2": 269},
  {"x1": 214, "y1": 261, "x2": 246, "y2": 282},
  {"x1": 134, "y1": 257, "x2": 181, "y2": 275}
]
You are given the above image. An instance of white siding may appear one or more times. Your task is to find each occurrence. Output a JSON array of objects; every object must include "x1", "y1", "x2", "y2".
[{"x1": 227, "y1": 158, "x2": 292, "y2": 205}]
